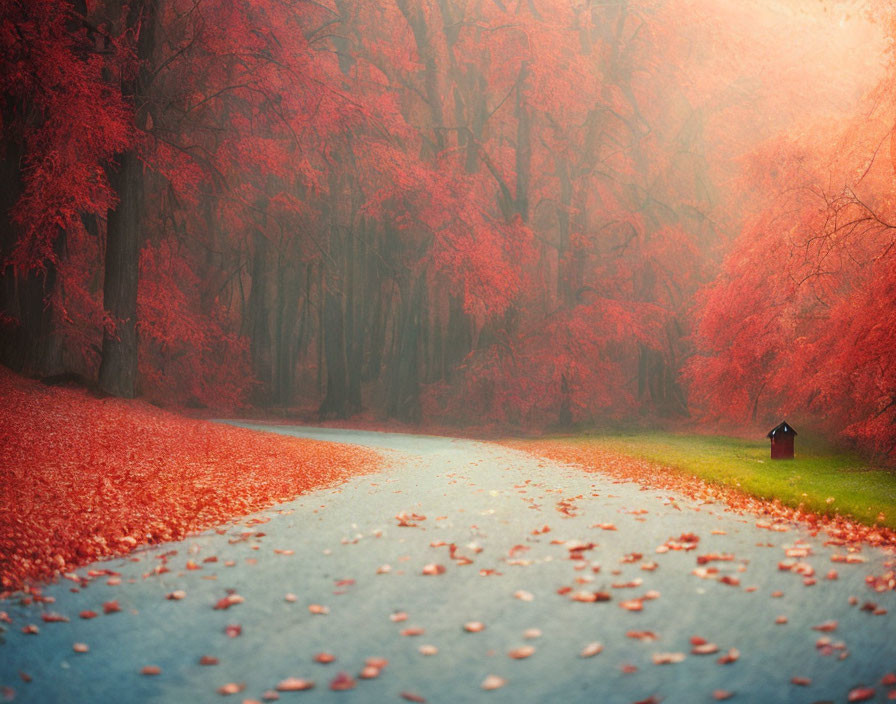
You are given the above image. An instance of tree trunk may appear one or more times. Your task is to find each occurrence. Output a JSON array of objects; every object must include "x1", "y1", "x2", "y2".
[
  {"x1": 246, "y1": 228, "x2": 272, "y2": 400},
  {"x1": 394, "y1": 0, "x2": 449, "y2": 156},
  {"x1": 273, "y1": 253, "x2": 301, "y2": 406},
  {"x1": 97, "y1": 0, "x2": 157, "y2": 397},
  {"x1": 363, "y1": 251, "x2": 386, "y2": 383},
  {"x1": 387, "y1": 273, "x2": 425, "y2": 423},
  {"x1": 345, "y1": 228, "x2": 362, "y2": 415},
  {"x1": 316, "y1": 263, "x2": 325, "y2": 395},
  {"x1": 514, "y1": 61, "x2": 532, "y2": 222},
  {"x1": 318, "y1": 279, "x2": 348, "y2": 419},
  {"x1": 557, "y1": 158, "x2": 574, "y2": 306},
  {"x1": 97, "y1": 147, "x2": 142, "y2": 397},
  {"x1": 444, "y1": 293, "x2": 470, "y2": 377}
]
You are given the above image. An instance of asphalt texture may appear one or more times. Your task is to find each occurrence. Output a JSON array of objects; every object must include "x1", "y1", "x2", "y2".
[{"x1": 1, "y1": 424, "x2": 894, "y2": 704}]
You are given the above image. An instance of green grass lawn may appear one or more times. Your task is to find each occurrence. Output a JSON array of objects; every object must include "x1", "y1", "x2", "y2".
[{"x1": 553, "y1": 431, "x2": 896, "y2": 530}]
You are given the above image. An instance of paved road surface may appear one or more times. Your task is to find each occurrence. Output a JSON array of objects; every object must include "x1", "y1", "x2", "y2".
[{"x1": 1, "y1": 425, "x2": 894, "y2": 703}]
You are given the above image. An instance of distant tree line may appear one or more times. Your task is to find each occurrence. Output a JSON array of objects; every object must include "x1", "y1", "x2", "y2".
[{"x1": 1, "y1": 0, "x2": 894, "y2": 458}]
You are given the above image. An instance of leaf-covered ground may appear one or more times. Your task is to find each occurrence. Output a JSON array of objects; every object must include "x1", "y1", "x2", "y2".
[
  {"x1": 0, "y1": 369, "x2": 381, "y2": 592},
  {"x1": 1, "y1": 425, "x2": 894, "y2": 703},
  {"x1": 503, "y1": 438, "x2": 896, "y2": 551}
]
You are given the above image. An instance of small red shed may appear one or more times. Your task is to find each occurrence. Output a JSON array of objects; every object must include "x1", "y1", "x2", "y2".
[{"x1": 767, "y1": 421, "x2": 796, "y2": 459}]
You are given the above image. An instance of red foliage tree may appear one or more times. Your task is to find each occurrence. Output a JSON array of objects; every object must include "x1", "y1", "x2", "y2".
[
  {"x1": 687, "y1": 75, "x2": 896, "y2": 457},
  {"x1": 0, "y1": 0, "x2": 130, "y2": 375}
]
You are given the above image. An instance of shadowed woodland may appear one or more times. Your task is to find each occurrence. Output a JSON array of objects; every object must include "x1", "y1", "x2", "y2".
[{"x1": 2, "y1": 0, "x2": 895, "y2": 456}]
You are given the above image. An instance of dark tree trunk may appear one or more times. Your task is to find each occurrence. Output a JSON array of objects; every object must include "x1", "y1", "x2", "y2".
[
  {"x1": 637, "y1": 343, "x2": 648, "y2": 400},
  {"x1": 463, "y1": 72, "x2": 488, "y2": 173},
  {"x1": 0, "y1": 133, "x2": 26, "y2": 369},
  {"x1": 316, "y1": 263, "x2": 325, "y2": 395},
  {"x1": 430, "y1": 298, "x2": 443, "y2": 382},
  {"x1": 318, "y1": 280, "x2": 348, "y2": 419},
  {"x1": 345, "y1": 229, "x2": 362, "y2": 415},
  {"x1": 444, "y1": 294, "x2": 470, "y2": 377},
  {"x1": 97, "y1": 0, "x2": 157, "y2": 397},
  {"x1": 394, "y1": 0, "x2": 448, "y2": 156},
  {"x1": 557, "y1": 158, "x2": 574, "y2": 306},
  {"x1": 514, "y1": 61, "x2": 532, "y2": 222},
  {"x1": 0, "y1": 265, "x2": 63, "y2": 377},
  {"x1": 98, "y1": 148, "x2": 142, "y2": 397},
  {"x1": 272, "y1": 253, "x2": 301, "y2": 406},
  {"x1": 0, "y1": 112, "x2": 65, "y2": 377},
  {"x1": 363, "y1": 254, "x2": 387, "y2": 383},
  {"x1": 558, "y1": 373, "x2": 573, "y2": 427},
  {"x1": 246, "y1": 228, "x2": 272, "y2": 399},
  {"x1": 387, "y1": 273, "x2": 425, "y2": 423},
  {"x1": 293, "y1": 262, "x2": 313, "y2": 374}
]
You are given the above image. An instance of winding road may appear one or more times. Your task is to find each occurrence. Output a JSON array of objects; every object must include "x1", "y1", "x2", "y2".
[{"x1": 1, "y1": 425, "x2": 894, "y2": 703}]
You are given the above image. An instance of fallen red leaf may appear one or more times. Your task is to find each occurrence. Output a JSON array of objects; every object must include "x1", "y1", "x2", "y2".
[
  {"x1": 580, "y1": 642, "x2": 603, "y2": 658},
  {"x1": 481, "y1": 675, "x2": 506, "y2": 691},
  {"x1": 652, "y1": 652, "x2": 685, "y2": 665},
  {"x1": 813, "y1": 620, "x2": 838, "y2": 632},
  {"x1": 213, "y1": 594, "x2": 243, "y2": 610},
  {"x1": 276, "y1": 678, "x2": 314, "y2": 691},
  {"x1": 717, "y1": 648, "x2": 739, "y2": 664},
  {"x1": 217, "y1": 683, "x2": 245, "y2": 695},
  {"x1": 692, "y1": 643, "x2": 719, "y2": 655},
  {"x1": 329, "y1": 672, "x2": 356, "y2": 691}
]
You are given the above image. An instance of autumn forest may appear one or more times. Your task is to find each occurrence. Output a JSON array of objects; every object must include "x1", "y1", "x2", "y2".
[
  {"x1": 5, "y1": 3, "x2": 896, "y2": 702},
  {"x1": 2, "y1": 0, "x2": 895, "y2": 456}
]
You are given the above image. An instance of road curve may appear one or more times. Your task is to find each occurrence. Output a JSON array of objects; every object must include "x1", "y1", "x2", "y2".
[{"x1": 1, "y1": 425, "x2": 894, "y2": 703}]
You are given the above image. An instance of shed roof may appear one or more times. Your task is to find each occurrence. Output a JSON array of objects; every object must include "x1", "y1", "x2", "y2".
[{"x1": 767, "y1": 421, "x2": 797, "y2": 438}]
